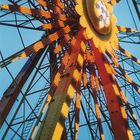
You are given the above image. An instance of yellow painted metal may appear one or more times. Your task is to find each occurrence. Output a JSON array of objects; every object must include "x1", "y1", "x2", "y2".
[
  {"x1": 74, "y1": 80, "x2": 81, "y2": 140},
  {"x1": 86, "y1": 0, "x2": 112, "y2": 35},
  {"x1": 0, "y1": 4, "x2": 66, "y2": 20},
  {"x1": 108, "y1": 0, "x2": 121, "y2": 5},
  {"x1": 117, "y1": 26, "x2": 136, "y2": 32},
  {"x1": 34, "y1": 29, "x2": 86, "y2": 140},
  {"x1": 119, "y1": 46, "x2": 140, "y2": 65},
  {"x1": 75, "y1": 0, "x2": 119, "y2": 53},
  {"x1": 30, "y1": 41, "x2": 71, "y2": 139},
  {"x1": 106, "y1": 49, "x2": 140, "y2": 94}
]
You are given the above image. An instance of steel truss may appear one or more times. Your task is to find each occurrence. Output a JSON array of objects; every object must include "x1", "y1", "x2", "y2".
[{"x1": 0, "y1": 0, "x2": 140, "y2": 140}]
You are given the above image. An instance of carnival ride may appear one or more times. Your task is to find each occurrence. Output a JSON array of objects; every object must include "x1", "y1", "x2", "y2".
[{"x1": 0, "y1": 0, "x2": 140, "y2": 139}]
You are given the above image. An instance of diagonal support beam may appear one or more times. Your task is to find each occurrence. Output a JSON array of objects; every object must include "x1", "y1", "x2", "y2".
[
  {"x1": 106, "y1": 48, "x2": 140, "y2": 94},
  {"x1": 90, "y1": 41, "x2": 133, "y2": 140},
  {"x1": 29, "y1": 35, "x2": 72, "y2": 139},
  {"x1": 87, "y1": 54, "x2": 104, "y2": 140},
  {"x1": 34, "y1": 29, "x2": 86, "y2": 140},
  {"x1": 0, "y1": 26, "x2": 71, "y2": 68},
  {"x1": 117, "y1": 26, "x2": 136, "y2": 33},
  {"x1": 108, "y1": 0, "x2": 121, "y2": 5},
  {"x1": 0, "y1": 49, "x2": 44, "y2": 128},
  {"x1": 0, "y1": 4, "x2": 66, "y2": 21},
  {"x1": 119, "y1": 45, "x2": 140, "y2": 65}
]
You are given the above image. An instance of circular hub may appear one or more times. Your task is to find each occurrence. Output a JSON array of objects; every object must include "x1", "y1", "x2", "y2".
[{"x1": 85, "y1": 0, "x2": 112, "y2": 35}]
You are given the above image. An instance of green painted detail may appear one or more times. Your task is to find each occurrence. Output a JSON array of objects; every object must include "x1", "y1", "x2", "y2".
[{"x1": 35, "y1": 94, "x2": 68, "y2": 140}]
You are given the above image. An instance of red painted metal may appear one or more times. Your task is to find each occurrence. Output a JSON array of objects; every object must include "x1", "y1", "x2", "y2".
[
  {"x1": 90, "y1": 41, "x2": 133, "y2": 140},
  {"x1": 0, "y1": 50, "x2": 44, "y2": 127}
]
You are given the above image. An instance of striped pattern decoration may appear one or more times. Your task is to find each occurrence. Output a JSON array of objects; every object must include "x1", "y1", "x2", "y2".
[
  {"x1": 0, "y1": 26, "x2": 71, "y2": 68},
  {"x1": 106, "y1": 49, "x2": 140, "y2": 94},
  {"x1": 117, "y1": 26, "x2": 136, "y2": 32},
  {"x1": 0, "y1": 4, "x2": 66, "y2": 20},
  {"x1": 119, "y1": 46, "x2": 140, "y2": 65},
  {"x1": 119, "y1": 90, "x2": 140, "y2": 129},
  {"x1": 108, "y1": 0, "x2": 121, "y2": 5}
]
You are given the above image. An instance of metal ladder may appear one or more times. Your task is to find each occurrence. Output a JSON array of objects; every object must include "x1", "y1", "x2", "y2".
[
  {"x1": 128, "y1": 118, "x2": 140, "y2": 140},
  {"x1": 22, "y1": 84, "x2": 48, "y2": 139},
  {"x1": 84, "y1": 90, "x2": 101, "y2": 139},
  {"x1": 118, "y1": 74, "x2": 140, "y2": 106},
  {"x1": 98, "y1": 88, "x2": 109, "y2": 118}
]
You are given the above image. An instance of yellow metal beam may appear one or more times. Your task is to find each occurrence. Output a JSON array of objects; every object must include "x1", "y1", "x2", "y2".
[
  {"x1": 106, "y1": 49, "x2": 140, "y2": 94},
  {"x1": 0, "y1": 4, "x2": 66, "y2": 20},
  {"x1": 34, "y1": 29, "x2": 86, "y2": 140},
  {"x1": 108, "y1": 0, "x2": 121, "y2": 5},
  {"x1": 30, "y1": 36, "x2": 72, "y2": 139}
]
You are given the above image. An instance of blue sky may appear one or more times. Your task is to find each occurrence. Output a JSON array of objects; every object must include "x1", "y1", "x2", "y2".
[{"x1": 0, "y1": 0, "x2": 140, "y2": 140}]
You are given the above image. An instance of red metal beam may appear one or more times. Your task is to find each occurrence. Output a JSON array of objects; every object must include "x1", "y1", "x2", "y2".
[
  {"x1": 0, "y1": 49, "x2": 44, "y2": 127},
  {"x1": 90, "y1": 41, "x2": 133, "y2": 140},
  {"x1": 87, "y1": 54, "x2": 104, "y2": 140}
]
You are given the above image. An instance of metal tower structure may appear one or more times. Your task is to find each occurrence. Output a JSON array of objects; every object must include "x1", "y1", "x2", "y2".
[{"x1": 0, "y1": 0, "x2": 140, "y2": 140}]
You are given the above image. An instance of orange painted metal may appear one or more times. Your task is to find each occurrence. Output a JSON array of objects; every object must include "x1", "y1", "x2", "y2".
[
  {"x1": 0, "y1": 4, "x2": 66, "y2": 21},
  {"x1": 37, "y1": 0, "x2": 64, "y2": 13},
  {"x1": 4, "y1": 26, "x2": 71, "y2": 65},
  {"x1": 90, "y1": 41, "x2": 133, "y2": 140},
  {"x1": 87, "y1": 54, "x2": 104, "y2": 140},
  {"x1": 53, "y1": 0, "x2": 64, "y2": 9},
  {"x1": 54, "y1": 34, "x2": 71, "y2": 54},
  {"x1": 82, "y1": 59, "x2": 87, "y2": 88},
  {"x1": 108, "y1": 0, "x2": 121, "y2": 5},
  {"x1": 32, "y1": 25, "x2": 70, "y2": 54},
  {"x1": 119, "y1": 45, "x2": 140, "y2": 65},
  {"x1": 86, "y1": 51, "x2": 100, "y2": 90},
  {"x1": 40, "y1": 21, "x2": 65, "y2": 30},
  {"x1": 34, "y1": 29, "x2": 86, "y2": 140},
  {"x1": 106, "y1": 49, "x2": 140, "y2": 94}
]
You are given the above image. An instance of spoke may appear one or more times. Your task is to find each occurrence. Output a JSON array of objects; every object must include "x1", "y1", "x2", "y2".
[
  {"x1": 117, "y1": 26, "x2": 137, "y2": 33},
  {"x1": 0, "y1": 4, "x2": 66, "y2": 21},
  {"x1": 0, "y1": 0, "x2": 140, "y2": 139},
  {"x1": 91, "y1": 40, "x2": 133, "y2": 140},
  {"x1": 108, "y1": 0, "x2": 121, "y2": 5}
]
